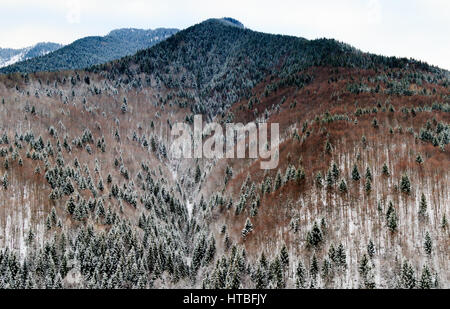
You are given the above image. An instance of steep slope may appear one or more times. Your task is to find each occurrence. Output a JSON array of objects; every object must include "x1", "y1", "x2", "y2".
[
  {"x1": 0, "y1": 18, "x2": 448, "y2": 289},
  {"x1": 0, "y1": 42, "x2": 62, "y2": 68},
  {"x1": 93, "y1": 18, "x2": 444, "y2": 117},
  {"x1": 0, "y1": 28, "x2": 178, "y2": 73}
]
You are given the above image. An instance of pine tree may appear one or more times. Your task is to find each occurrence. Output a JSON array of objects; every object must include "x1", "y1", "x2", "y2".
[
  {"x1": 418, "y1": 193, "x2": 428, "y2": 217},
  {"x1": 401, "y1": 261, "x2": 416, "y2": 289},
  {"x1": 424, "y1": 232, "x2": 432, "y2": 256},
  {"x1": 416, "y1": 154, "x2": 424, "y2": 164},
  {"x1": 50, "y1": 207, "x2": 57, "y2": 226},
  {"x1": 2, "y1": 172, "x2": 8, "y2": 190},
  {"x1": 272, "y1": 257, "x2": 285, "y2": 289},
  {"x1": 351, "y1": 164, "x2": 361, "y2": 181},
  {"x1": 382, "y1": 163, "x2": 390, "y2": 176},
  {"x1": 358, "y1": 254, "x2": 375, "y2": 288},
  {"x1": 194, "y1": 164, "x2": 201, "y2": 183},
  {"x1": 295, "y1": 260, "x2": 306, "y2": 288},
  {"x1": 441, "y1": 214, "x2": 448, "y2": 230},
  {"x1": 274, "y1": 170, "x2": 283, "y2": 191},
  {"x1": 326, "y1": 168, "x2": 334, "y2": 188},
  {"x1": 241, "y1": 218, "x2": 253, "y2": 238},
  {"x1": 365, "y1": 166, "x2": 372, "y2": 181},
  {"x1": 307, "y1": 222, "x2": 323, "y2": 248},
  {"x1": 400, "y1": 174, "x2": 411, "y2": 194},
  {"x1": 324, "y1": 140, "x2": 332, "y2": 154},
  {"x1": 339, "y1": 179, "x2": 347, "y2": 193},
  {"x1": 365, "y1": 177, "x2": 372, "y2": 193},
  {"x1": 66, "y1": 196, "x2": 76, "y2": 215},
  {"x1": 315, "y1": 171, "x2": 323, "y2": 187},
  {"x1": 387, "y1": 209, "x2": 398, "y2": 233},
  {"x1": 372, "y1": 117, "x2": 379, "y2": 128},
  {"x1": 309, "y1": 254, "x2": 319, "y2": 280},
  {"x1": 331, "y1": 162, "x2": 340, "y2": 180},
  {"x1": 419, "y1": 265, "x2": 432, "y2": 289},
  {"x1": 279, "y1": 244, "x2": 289, "y2": 271},
  {"x1": 367, "y1": 240, "x2": 375, "y2": 258},
  {"x1": 336, "y1": 243, "x2": 347, "y2": 269}
]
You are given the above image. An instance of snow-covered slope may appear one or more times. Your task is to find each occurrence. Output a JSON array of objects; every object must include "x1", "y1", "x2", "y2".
[{"x1": 0, "y1": 42, "x2": 62, "y2": 68}]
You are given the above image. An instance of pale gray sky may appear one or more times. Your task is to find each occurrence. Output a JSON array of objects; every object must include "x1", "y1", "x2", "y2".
[{"x1": 1, "y1": 0, "x2": 449, "y2": 69}]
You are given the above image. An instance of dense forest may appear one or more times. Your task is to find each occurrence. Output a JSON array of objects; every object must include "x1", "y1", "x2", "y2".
[{"x1": 0, "y1": 28, "x2": 178, "y2": 74}]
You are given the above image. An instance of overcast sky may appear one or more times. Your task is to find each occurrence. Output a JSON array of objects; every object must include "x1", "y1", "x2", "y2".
[{"x1": 1, "y1": 0, "x2": 449, "y2": 69}]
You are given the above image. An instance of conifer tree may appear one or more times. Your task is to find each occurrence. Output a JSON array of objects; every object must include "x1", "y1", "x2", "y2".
[
  {"x1": 309, "y1": 254, "x2": 319, "y2": 280},
  {"x1": 331, "y1": 162, "x2": 340, "y2": 180},
  {"x1": 279, "y1": 245, "x2": 289, "y2": 271},
  {"x1": 418, "y1": 193, "x2": 428, "y2": 217},
  {"x1": 367, "y1": 240, "x2": 375, "y2": 258},
  {"x1": 295, "y1": 260, "x2": 306, "y2": 288},
  {"x1": 419, "y1": 265, "x2": 432, "y2": 289},
  {"x1": 400, "y1": 174, "x2": 411, "y2": 194},
  {"x1": 365, "y1": 166, "x2": 372, "y2": 181},
  {"x1": 274, "y1": 170, "x2": 283, "y2": 191},
  {"x1": 2, "y1": 172, "x2": 8, "y2": 190},
  {"x1": 401, "y1": 261, "x2": 416, "y2": 289},
  {"x1": 365, "y1": 177, "x2": 372, "y2": 193},
  {"x1": 339, "y1": 179, "x2": 347, "y2": 193},
  {"x1": 441, "y1": 214, "x2": 448, "y2": 230},
  {"x1": 382, "y1": 163, "x2": 390, "y2": 176},
  {"x1": 241, "y1": 218, "x2": 253, "y2": 238},
  {"x1": 351, "y1": 164, "x2": 361, "y2": 181},
  {"x1": 194, "y1": 164, "x2": 201, "y2": 183},
  {"x1": 416, "y1": 154, "x2": 424, "y2": 164},
  {"x1": 424, "y1": 232, "x2": 432, "y2": 257}
]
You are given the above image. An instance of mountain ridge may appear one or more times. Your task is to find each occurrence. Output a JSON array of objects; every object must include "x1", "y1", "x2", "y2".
[{"x1": 0, "y1": 27, "x2": 179, "y2": 73}]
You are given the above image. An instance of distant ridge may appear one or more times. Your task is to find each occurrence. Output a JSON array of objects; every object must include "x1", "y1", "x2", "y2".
[{"x1": 0, "y1": 28, "x2": 178, "y2": 73}]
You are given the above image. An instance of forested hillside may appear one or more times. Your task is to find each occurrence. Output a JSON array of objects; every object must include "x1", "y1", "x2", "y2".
[
  {"x1": 0, "y1": 43, "x2": 62, "y2": 68},
  {"x1": 0, "y1": 28, "x2": 178, "y2": 74},
  {"x1": 0, "y1": 18, "x2": 448, "y2": 289}
]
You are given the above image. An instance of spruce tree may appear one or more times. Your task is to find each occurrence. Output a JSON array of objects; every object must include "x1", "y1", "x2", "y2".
[
  {"x1": 339, "y1": 179, "x2": 347, "y2": 193},
  {"x1": 351, "y1": 164, "x2": 361, "y2": 181},
  {"x1": 279, "y1": 244, "x2": 289, "y2": 271},
  {"x1": 241, "y1": 218, "x2": 253, "y2": 238},
  {"x1": 416, "y1": 154, "x2": 424, "y2": 164},
  {"x1": 331, "y1": 162, "x2": 340, "y2": 180},
  {"x1": 295, "y1": 260, "x2": 306, "y2": 288},
  {"x1": 441, "y1": 214, "x2": 448, "y2": 230},
  {"x1": 401, "y1": 261, "x2": 416, "y2": 289},
  {"x1": 367, "y1": 240, "x2": 375, "y2": 258},
  {"x1": 400, "y1": 174, "x2": 411, "y2": 194},
  {"x1": 424, "y1": 232, "x2": 432, "y2": 256},
  {"x1": 418, "y1": 193, "x2": 427, "y2": 217},
  {"x1": 365, "y1": 166, "x2": 372, "y2": 181},
  {"x1": 309, "y1": 254, "x2": 319, "y2": 280},
  {"x1": 382, "y1": 163, "x2": 390, "y2": 176},
  {"x1": 419, "y1": 265, "x2": 432, "y2": 289},
  {"x1": 365, "y1": 177, "x2": 372, "y2": 193}
]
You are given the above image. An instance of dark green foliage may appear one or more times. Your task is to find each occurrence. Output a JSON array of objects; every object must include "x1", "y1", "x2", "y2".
[
  {"x1": 351, "y1": 164, "x2": 361, "y2": 181},
  {"x1": 400, "y1": 174, "x2": 411, "y2": 194},
  {"x1": 419, "y1": 265, "x2": 433, "y2": 289},
  {"x1": 306, "y1": 222, "x2": 323, "y2": 248},
  {"x1": 424, "y1": 232, "x2": 432, "y2": 256},
  {"x1": 339, "y1": 179, "x2": 347, "y2": 193},
  {"x1": 1, "y1": 28, "x2": 178, "y2": 73},
  {"x1": 401, "y1": 261, "x2": 416, "y2": 289},
  {"x1": 418, "y1": 193, "x2": 428, "y2": 217}
]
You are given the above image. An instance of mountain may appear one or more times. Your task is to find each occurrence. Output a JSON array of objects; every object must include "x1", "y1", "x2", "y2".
[
  {"x1": 0, "y1": 42, "x2": 62, "y2": 68},
  {"x1": 0, "y1": 18, "x2": 448, "y2": 289},
  {"x1": 93, "y1": 18, "x2": 444, "y2": 117},
  {"x1": 0, "y1": 28, "x2": 178, "y2": 73}
]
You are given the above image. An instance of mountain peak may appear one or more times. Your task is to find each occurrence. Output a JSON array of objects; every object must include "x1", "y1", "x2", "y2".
[{"x1": 217, "y1": 17, "x2": 245, "y2": 28}]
